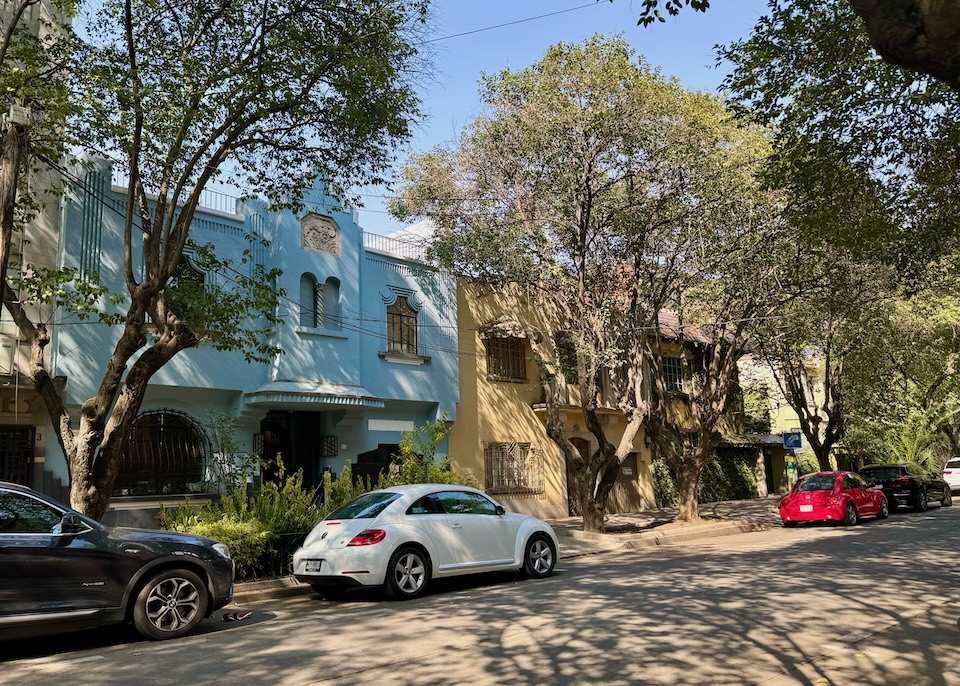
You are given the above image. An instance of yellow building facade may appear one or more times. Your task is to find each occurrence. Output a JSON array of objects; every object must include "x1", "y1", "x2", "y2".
[{"x1": 449, "y1": 282, "x2": 654, "y2": 519}]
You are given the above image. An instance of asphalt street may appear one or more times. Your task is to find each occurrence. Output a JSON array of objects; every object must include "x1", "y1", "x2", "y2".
[{"x1": 3, "y1": 503, "x2": 959, "y2": 685}]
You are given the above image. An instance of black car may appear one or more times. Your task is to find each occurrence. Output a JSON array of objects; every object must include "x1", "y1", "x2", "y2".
[
  {"x1": 0, "y1": 482, "x2": 234, "y2": 641},
  {"x1": 858, "y1": 462, "x2": 953, "y2": 512}
]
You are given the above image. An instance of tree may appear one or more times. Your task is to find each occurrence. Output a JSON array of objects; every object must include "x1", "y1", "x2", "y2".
[
  {"x1": 844, "y1": 268, "x2": 960, "y2": 466},
  {"x1": 719, "y1": 0, "x2": 960, "y2": 279},
  {"x1": 752, "y1": 252, "x2": 894, "y2": 470},
  {"x1": 624, "y1": 0, "x2": 960, "y2": 91},
  {"x1": 394, "y1": 35, "x2": 782, "y2": 528},
  {"x1": 5, "y1": 0, "x2": 431, "y2": 519}
]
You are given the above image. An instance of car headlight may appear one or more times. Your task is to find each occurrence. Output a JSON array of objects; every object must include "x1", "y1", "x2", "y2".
[{"x1": 212, "y1": 542, "x2": 231, "y2": 560}]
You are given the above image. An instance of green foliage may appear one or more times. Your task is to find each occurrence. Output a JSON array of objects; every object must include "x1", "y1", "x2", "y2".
[
  {"x1": 394, "y1": 34, "x2": 784, "y2": 525},
  {"x1": 742, "y1": 385, "x2": 772, "y2": 434},
  {"x1": 720, "y1": 0, "x2": 960, "y2": 271},
  {"x1": 796, "y1": 453, "x2": 821, "y2": 475},
  {"x1": 159, "y1": 458, "x2": 323, "y2": 580},
  {"x1": 653, "y1": 450, "x2": 758, "y2": 507},
  {"x1": 320, "y1": 463, "x2": 370, "y2": 518},
  {"x1": 167, "y1": 238, "x2": 284, "y2": 364},
  {"x1": 652, "y1": 458, "x2": 678, "y2": 507},
  {"x1": 377, "y1": 414, "x2": 459, "y2": 488},
  {"x1": 632, "y1": 0, "x2": 711, "y2": 27},
  {"x1": 203, "y1": 411, "x2": 263, "y2": 498},
  {"x1": 697, "y1": 450, "x2": 758, "y2": 504},
  {"x1": 187, "y1": 517, "x2": 269, "y2": 581}
]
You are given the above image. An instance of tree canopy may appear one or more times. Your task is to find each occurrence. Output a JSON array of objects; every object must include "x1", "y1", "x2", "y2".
[
  {"x1": 624, "y1": 0, "x2": 960, "y2": 91},
  {"x1": 395, "y1": 35, "x2": 788, "y2": 526},
  {"x1": 3, "y1": 0, "x2": 432, "y2": 518}
]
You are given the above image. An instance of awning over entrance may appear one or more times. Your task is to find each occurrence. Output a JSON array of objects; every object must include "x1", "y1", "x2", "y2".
[
  {"x1": 721, "y1": 433, "x2": 789, "y2": 448},
  {"x1": 477, "y1": 316, "x2": 542, "y2": 343},
  {"x1": 244, "y1": 380, "x2": 385, "y2": 409}
]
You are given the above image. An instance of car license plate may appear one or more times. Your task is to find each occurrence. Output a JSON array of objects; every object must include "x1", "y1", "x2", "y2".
[
  {"x1": 799, "y1": 505, "x2": 813, "y2": 512},
  {"x1": 305, "y1": 560, "x2": 322, "y2": 573}
]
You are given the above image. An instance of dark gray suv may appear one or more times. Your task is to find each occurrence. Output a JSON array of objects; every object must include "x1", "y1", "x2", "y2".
[
  {"x1": 0, "y1": 482, "x2": 234, "y2": 640},
  {"x1": 858, "y1": 462, "x2": 953, "y2": 512}
]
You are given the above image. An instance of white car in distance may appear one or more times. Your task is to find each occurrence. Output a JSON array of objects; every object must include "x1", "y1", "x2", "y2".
[
  {"x1": 293, "y1": 484, "x2": 559, "y2": 600},
  {"x1": 944, "y1": 457, "x2": 960, "y2": 494}
]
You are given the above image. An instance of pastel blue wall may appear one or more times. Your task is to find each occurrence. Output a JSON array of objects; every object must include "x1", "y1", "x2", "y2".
[{"x1": 44, "y1": 159, "x2": 458, "y2": 490}]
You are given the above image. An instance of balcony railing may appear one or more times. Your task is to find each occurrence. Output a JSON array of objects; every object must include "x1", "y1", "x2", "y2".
[{"x1": 111, "y1": 172, "x2": 239, "y2": 216}]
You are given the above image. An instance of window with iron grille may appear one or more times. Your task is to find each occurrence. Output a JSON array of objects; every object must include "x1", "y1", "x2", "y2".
[
  {"x1": 486, "y1": 337, "x2": 526, "y2": 382},
  {"x1": 662, "y1": 356, "x2": 684, "y2": 392},
  {"x1": 484, "y1": 442, "x2": 544, "y2": 495},
  {"x1": 115, "y1": 411, "x2": 208, "y2": 496},
  {"x1": 387, "y1": 296, "x2": 417, "y2": 354}
]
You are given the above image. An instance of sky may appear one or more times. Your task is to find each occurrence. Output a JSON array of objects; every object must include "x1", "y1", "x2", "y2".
[{"x1": 355, "y1": 0, "x2": 772, "y2": 237}]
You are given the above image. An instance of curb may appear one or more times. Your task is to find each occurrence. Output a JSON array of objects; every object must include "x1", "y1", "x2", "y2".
[
  {"x1": 232, "y1": 576, "x2": 311, "y2": 604},
  {"x1": 561, "y1": 519, "x2": 760, "y2": 550},
  {"x1": 229, "y1": 518, "x2": 764, "y2": 605}
]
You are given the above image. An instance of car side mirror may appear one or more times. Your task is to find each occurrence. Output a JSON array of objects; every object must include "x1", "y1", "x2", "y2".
[
  {"x1": 59, "y1": 513, "x2": 85, "y2": 535},
  {"x1": 495, "y1": 505, "x2": 505, "y2": 516}
]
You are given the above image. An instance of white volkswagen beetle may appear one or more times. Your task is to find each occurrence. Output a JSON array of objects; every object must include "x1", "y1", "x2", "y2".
[{"x1": 293, "y1": 484, "x2": 559, "y2": 600}]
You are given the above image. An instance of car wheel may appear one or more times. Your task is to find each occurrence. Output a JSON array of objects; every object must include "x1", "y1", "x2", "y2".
[
  {"x1": 877, "y1": 497, "x2": 889, "y2": 519},
  {"x1": 915, "y1": 488, "x2": 928, "y2": 512},
  {"x1": 522, "y1": 533, "x2": 556, "y2": 578},
  {"x1": 782, "y1": 520, "x2": 799, "y2": 528},
  {"x1": 310, "y1": 584, "x2": 349, "y2": 601},
  {"x1": 132, "y1": 569, "x2": 209, "y2": 640},
  {"x1": 942, "y1": 487, "x2": 953, "y2": 507},
  {"x1": 843, "y1": 502, "x2": 858, "y2": 526},
  {"x1": 384, "y1": 546, "x2": 429, "y2": 600}
]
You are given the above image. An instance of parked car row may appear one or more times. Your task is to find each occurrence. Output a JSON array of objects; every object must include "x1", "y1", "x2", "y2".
[
  {"x1": 0, "y1": 481, "x2": 559, "y2": 642},
  {"x1": 779, "y1": 462, "x2": 953, "y2": 527}
]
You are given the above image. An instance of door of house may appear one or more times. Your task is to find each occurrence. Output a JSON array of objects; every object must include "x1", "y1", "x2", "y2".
[
  {"x1": 354, "y1": 444, "x2": 399, "y2": 487},
  {"x1": 763, "y1": 450, "x2": 775, "y2": 495},
  {"x1": 0, "y1": 426, "x2": 35, "y2": 486}
]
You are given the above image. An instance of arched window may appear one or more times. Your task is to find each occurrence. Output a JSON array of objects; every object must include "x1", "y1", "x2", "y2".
[
  {"x1": 299, "y1": 273, "x2": 319, "y2": 327},
  {"x1": 323, "y1": 277, "x2": 341, "y2": 329},
  {"x1": 387, "y1": 296, "x2": 417, "y2": 354},
  {"x1": 115, "y1": 411, "x2": 208, "y2": 496}
]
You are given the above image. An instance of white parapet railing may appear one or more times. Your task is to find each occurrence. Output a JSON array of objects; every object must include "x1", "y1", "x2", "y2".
[
  {"x1": 362, "y1": 231, "x2": 431, "y2": 263},
  {"x1": 111, "y1": 172, "x2": 240, "y2": 216}
]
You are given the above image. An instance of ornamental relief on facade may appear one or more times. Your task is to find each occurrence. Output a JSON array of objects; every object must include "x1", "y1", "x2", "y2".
[{"x1": 301, "y1": 213, "x2": 340, "y2": 255}]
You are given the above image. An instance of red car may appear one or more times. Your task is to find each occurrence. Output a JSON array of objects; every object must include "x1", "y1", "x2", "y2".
[{"x1": 779, "y1": 471, "x2": 889, "y2": 527}]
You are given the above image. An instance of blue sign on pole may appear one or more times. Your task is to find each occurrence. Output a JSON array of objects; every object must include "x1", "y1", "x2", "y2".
[{"x1": 783, "y1": 431, "x2": 802, "y2": 449}]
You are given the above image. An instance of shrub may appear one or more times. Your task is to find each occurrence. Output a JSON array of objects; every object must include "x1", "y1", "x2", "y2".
[{"x1": 653, "y1": 449, "x2": 758, "y2": 507}]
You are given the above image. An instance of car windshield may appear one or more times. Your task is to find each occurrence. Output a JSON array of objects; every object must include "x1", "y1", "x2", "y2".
[
  {"x1": 947, "y1": 459, "x2": 960, "y2": 469},
  {"x1": 795, "y1": 475, "x2": 836, "y2": 492},
  {"x1": 861, "y1": 466, "x2": 900, "y2": 480},
  {"x1": 326, "y1": 492, "x2": 400, "y2": 520}
]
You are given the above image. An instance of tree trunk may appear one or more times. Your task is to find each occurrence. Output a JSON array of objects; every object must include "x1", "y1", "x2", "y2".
[
  {"x1": 849, "y1": 0, "x2": 960, "y2": 91},
  {"x1": 674, "y1": 460, "x2": 701, "y2": 522},
  {"x1": 0, "y1": 121, "x2": 24, "y2": 297}
]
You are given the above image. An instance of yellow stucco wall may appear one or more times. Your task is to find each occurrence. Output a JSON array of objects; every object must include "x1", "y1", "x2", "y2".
[{"x1": 449, "y1": 282, "x2": 653, "y2": 519}]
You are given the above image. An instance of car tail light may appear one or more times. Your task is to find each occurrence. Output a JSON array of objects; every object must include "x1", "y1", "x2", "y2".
[
  {"x1": 347, "y1": 529, "x2": 386, "y2": 546},
  {"x1": 899, "y1": 476, "x2": 912, "y2": 486}
]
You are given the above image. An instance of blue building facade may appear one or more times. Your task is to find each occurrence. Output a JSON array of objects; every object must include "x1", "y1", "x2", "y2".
[{"x1": 41, "y1": 158, "x2": 457, "y2": 505}]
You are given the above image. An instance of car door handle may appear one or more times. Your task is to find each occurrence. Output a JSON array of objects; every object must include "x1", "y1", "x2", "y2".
[{"x1": 450, "y1": 523, "x2": 462, "y2": 529}]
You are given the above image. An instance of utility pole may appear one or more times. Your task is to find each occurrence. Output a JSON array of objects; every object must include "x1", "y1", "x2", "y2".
[{"x1": 0, "y1": 104, "x2": 29, "y2": 301}]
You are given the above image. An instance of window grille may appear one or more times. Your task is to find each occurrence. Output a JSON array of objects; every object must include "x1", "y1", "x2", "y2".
[
  {"x1": 115, "y1": 411, "x2": 207, "y2": 496},
  {"x1": 484, "y1": 442, "x2": 544, "y2": 495},
  {"x1": 662, "y1": 356, "x2": 683, "y2": 392},
  {"x1": 314, "y1": 283, "x2": 324, "y2": 327},
  {"x1": 486, "y1": 337, "x2": 526, "y2": 382},
  {"x1": 387, "y1": 296, "x2": 417, "y2": 354}
]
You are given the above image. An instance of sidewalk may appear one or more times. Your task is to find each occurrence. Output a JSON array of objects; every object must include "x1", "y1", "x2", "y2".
[{"x1": 229, "y1": 496, "x2": 783, "y2": 604}]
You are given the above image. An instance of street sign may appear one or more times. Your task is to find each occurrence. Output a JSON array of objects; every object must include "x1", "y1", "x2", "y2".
[{"x1": 783, "y1": 431, "x2": 802, "y2": 449}]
